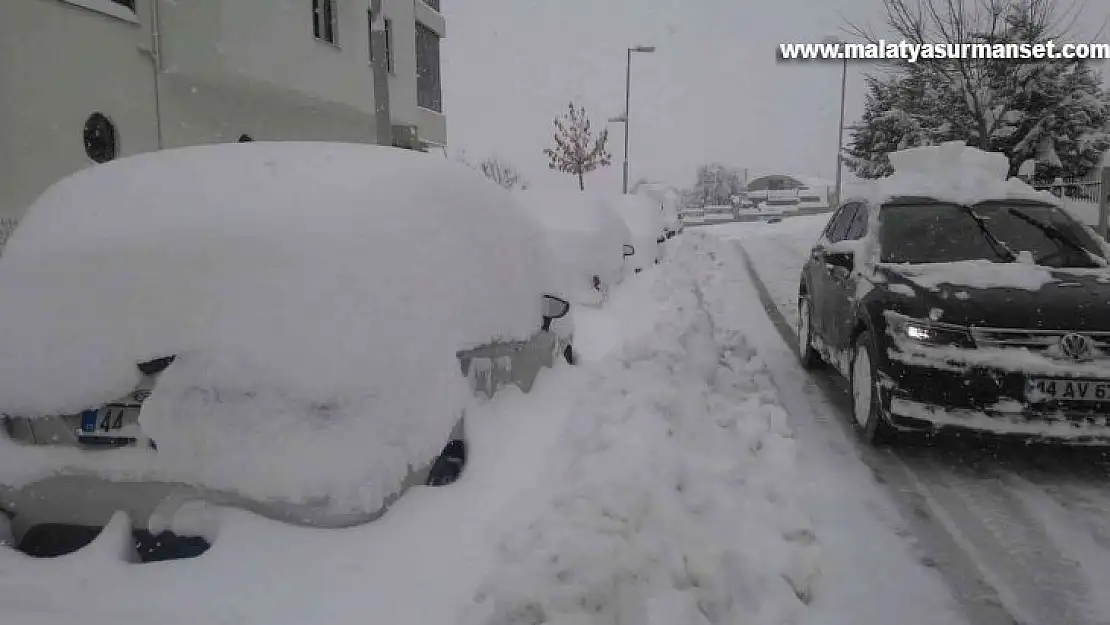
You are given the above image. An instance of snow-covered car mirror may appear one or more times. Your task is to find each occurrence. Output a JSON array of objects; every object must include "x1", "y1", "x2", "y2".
[
  {"x1": 541, "y1": 294, "x2": 570, "y2": 322},
  {"x1": 623, "y1": 244, "x2": 635, "y2": 257}
]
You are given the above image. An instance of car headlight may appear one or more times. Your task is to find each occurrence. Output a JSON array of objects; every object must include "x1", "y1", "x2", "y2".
[{"x1": 885, "y1": 312, "x2": 974, "y2": 348}]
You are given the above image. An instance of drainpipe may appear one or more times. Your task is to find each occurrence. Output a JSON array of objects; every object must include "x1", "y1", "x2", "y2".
[
  {"x1": 149, "y1": 0, "x2": 165, "y2": 149},
  {"x1": 369, "y1": 0, "x2": 393, "y2": 146}
]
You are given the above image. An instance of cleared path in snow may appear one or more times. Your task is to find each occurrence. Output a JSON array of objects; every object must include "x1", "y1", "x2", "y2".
[{"x1": 718, "y1": 217, "x2": 1110, "y2": 625}]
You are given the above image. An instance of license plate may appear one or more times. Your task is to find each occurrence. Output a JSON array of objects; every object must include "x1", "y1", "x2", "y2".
[
  {"x1": 1027, "y1": 378, "x2": 1110, "y2": 403},
  {"x1": 79, "y1": 404, "x2": 141, "y2": 442}
]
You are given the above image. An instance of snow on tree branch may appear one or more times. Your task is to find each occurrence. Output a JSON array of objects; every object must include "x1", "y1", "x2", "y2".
[
  {"x1": 543, "y1": 101, "x2": 612, "y2": 191},
  {"x1": 845, "y1": 0, "x2": 1109, "y2": 182}
]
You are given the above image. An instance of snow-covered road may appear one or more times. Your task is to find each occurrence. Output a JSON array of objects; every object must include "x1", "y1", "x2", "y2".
[{"x1": 719, "y1": 215, "x2": 1110, "y2": 625}]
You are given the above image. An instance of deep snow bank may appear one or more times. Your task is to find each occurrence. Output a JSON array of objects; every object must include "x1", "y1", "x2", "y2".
[{"x1": 464, "y1": 233, "x2": 819, "y2": 625}]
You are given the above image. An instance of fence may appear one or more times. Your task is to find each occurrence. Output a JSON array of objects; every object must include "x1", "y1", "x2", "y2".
[{"x1": 1032, "y1": 167, "x2": 1110, "y2": 237}]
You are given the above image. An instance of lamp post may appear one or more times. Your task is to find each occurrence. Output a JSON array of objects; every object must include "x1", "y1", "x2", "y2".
[
  {"x1": 617, "y1": 45, "x2": 656, "y2": 194},
  {"x1": 823, "y1": 36, "x2": 848, "y2": 207}
]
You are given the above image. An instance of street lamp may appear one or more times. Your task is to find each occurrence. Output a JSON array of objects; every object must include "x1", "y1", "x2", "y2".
[
  {"x1": 823, "y1": 36, "x2": 848, "y2": 208},
  {"x1": 618, "y1": 45, "x2": 656, "y2": 194}
]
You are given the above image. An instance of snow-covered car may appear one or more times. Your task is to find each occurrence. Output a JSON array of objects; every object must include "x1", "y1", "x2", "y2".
[
  {"x1": 797, "y1": 142, "x2": 1110, "y2": 445},
  {"x1": 607, "y1": 195, "x2": 665, "y2": 273},
  {"x1": 0, "y1": 142, "x2": 575, "y2": 558},
  {"x1": 518, "y1": 189, "x2": 635, "y2": 307}
]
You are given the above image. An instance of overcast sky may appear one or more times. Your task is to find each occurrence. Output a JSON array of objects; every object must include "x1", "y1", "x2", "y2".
[{"x1": 442, "y1": 0, "x2": 1109, "y2": 192}]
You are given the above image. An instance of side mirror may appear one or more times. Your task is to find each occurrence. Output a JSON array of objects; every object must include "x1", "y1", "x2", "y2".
[
  {"x1": 623, "y1": 244, "x2": 635, "y2": 257},
  {"x1": 541, "y1": 294, "x2": 570, "y2": 331},
  {"x1": 824, "y1": 250, "x2": 854, "y2": 271}
]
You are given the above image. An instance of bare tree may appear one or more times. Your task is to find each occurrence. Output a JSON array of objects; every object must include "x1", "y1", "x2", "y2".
[
  {"x1": 478, "y1": 156, "x2": 529, "y2": 191},
  {"x1": 543, "y1": 102, "x2": 612, "y2": 191}
]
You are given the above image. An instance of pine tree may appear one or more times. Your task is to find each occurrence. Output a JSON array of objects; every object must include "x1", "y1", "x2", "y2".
[
  {"x1": 543, "y1": 102, "x2": 612, "y2": 191},
  {"x1": 846, "y1": 0, "x2": 1110, "y2": 180}
]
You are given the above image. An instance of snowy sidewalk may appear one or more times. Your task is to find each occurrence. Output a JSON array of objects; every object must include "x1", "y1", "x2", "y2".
[{"x1": 463, "y1": 233, "x2": 820, "y2": 625}]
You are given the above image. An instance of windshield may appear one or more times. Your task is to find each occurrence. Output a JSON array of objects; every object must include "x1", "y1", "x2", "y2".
[{"x1": 878, "y1": 201, "x2": 1105, "y2": 267}]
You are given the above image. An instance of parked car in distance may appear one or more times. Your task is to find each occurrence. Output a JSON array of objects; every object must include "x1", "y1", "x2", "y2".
[
  {"x1": 608, "y1": 195, "x2": 665, "y2": 273},
  {"x1": 798, "y1": 144, "x2": 1110, "y2": 446},
  {"x1": 517, "y1": 189, "x2": 635, "y2": 307},
  {"x1": 0, "y1": 142, "x2": 575, "y2": 560}
]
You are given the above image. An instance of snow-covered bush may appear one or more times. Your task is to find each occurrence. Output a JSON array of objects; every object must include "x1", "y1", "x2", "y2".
[
  {"x1": 0, "y1": 142, "x2": 564, "y2": 517},
  {"x1": 519, "y1": 189, "x2": 633, "y2": 307}
]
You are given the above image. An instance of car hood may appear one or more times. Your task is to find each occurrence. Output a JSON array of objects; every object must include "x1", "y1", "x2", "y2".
[{"x1": 876, "y1": 263, "x2": 1110, "y2": 331}]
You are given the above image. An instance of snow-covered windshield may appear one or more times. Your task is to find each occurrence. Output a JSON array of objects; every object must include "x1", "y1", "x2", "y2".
[{"x1": 878, "y1": 202, "x2": 1105, "y2": 268}]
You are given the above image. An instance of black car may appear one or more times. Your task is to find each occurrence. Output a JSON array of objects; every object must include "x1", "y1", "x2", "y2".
[{"x1": 798, "y1": 195, "x2": 1110, "y2": 445}]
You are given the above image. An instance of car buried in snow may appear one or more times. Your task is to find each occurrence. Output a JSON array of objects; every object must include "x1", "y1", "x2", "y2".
[
  {"x1": 0, "y1": 143, "x2": 576, "y2": 560},
  {"x1": 797, "y1": 193, "x2": 1110, "y2": 446}
]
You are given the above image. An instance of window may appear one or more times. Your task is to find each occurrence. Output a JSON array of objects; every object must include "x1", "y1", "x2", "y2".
[
  {"x1": 111, "y1": 0, "x2": 136, "y2": 10},
  {"x1": 844, "y1": 202, "x2": 869, "y2": 240},
  {"x1": 368, "y1": 12, "x2": 394, "y2": 73},
  {"x1": 878, "y1": 202, "x2": 1104, "y2": 268},
  {"x1": 415, "y1": 22, "x2": 442, "y2": 112},
  {"x1": 825, "y1": 203, "x2": 859, "y2": 243},
  {"x1": 83, "y1": 112, "x2": 118, "y2": 164},
  {"x1": 313, "y1": 0, "x2": 338, "y2": 45}
]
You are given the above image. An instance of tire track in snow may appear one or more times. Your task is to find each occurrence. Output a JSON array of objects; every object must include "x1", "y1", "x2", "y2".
[{"x1": 732, "y1": 230, "x2": 1110, "y2": 625}]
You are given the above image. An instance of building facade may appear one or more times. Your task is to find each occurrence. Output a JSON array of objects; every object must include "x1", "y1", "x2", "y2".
[{"x1": 0, "y1": 0, "x2": 447, "y2": 219}]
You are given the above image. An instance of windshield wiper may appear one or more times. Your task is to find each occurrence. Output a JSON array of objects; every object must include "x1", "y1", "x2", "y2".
[
  {"x1": 1005, "y1": 207, "x2": 1106, "y2": 268},
  {"x1": 956, "y1": 204, "x2": 1017, "y2": 262}
]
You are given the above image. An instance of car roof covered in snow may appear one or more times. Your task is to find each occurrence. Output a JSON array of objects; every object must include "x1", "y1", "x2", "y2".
[
  {"x1": 845, "y1": 141, "x2": 1062, "y2": 208},
  {"x1": 0, "y1": 142, "x2": 560, "y2": 515}
]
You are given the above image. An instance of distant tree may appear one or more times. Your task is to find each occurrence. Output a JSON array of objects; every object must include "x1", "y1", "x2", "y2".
[
  {"x1": 543, "y1": 102, "x2": 612, "y2": 191},
  {"x1": 478, "y1": 156, "x2": 529, "y2": 191},
  {"x1": 687, "y1": 163, "x2": 744, "y2": 206}
]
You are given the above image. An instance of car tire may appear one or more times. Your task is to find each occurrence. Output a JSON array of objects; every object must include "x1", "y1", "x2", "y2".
[
  {"x1": 850, "y1": 331, "x2": 896, "y2": 446},
  {"x1": 797, "y1": 295, "x2": 823, "y2": 369}
]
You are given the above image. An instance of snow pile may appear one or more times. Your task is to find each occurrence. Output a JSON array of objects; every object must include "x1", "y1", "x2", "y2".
[
  {"x1": 463, "y1": 233, "x2": 819, "y2": 625},
  {"x1": 518, "y1": 190, "x2": 633, "y2": 306},
  {"x1": 606, "y1": 194, "x2": 665, "y2": 272},
  {"x1": 855, "y1": 141, "x2": 1061, "y2": 207},
  {"x1": 895, "y1": 260, "x2": 1055, "y2": 291},
  {"x1": 0, "y1": 142, "x2": 560, "y2": 516}
]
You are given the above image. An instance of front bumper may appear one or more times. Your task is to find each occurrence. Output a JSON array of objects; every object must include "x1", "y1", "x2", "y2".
[{"x1": 880, "y1": 357, "x2": 1110, "y2": 443}]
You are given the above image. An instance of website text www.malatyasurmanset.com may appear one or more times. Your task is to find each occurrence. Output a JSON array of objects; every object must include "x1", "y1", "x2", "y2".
[{"x1": 780, "y1": 40, "x2": 1110, "y2": 63}]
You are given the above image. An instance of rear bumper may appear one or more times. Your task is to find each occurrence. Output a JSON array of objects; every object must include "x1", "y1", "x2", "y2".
[{"x1": 880, "y1": 357, "x2": 1110, "y2": 443}]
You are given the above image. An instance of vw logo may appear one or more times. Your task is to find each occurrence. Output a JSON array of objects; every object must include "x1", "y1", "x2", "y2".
[{"x1": 1059, "y1": 333, "x2": 1094, "y2": 361}]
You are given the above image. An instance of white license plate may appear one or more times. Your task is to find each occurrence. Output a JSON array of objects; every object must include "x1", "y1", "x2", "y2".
[
  {"x1": 1027, "y1": 378, "x2": 1110, "y2": 402},
  {"x1": 78, "y1": 404, "x2": 142, "y2": 441}
]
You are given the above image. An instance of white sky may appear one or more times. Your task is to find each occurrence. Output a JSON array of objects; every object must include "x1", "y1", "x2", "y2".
[{"x1": 442, "y1": 0, "x2": 1109, "y2": 192}]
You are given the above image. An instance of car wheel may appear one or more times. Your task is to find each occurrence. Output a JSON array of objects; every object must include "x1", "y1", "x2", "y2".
[
  {"x1": 850, "y1": 331, "x2": 896, "y2": 445},
  {"x1": 797, "y1": 295, "x2": 822, "y2": 369},
  {"x1": 426, "y1": 439, "x2": 467, "y2": 486}
]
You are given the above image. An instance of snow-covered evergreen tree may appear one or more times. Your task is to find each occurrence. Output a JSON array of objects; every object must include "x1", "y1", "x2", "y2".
[
  {"x1": 846, "y1": 0, "x2": 1109, "y2": 180},
  {"x1": 543, "y1": 102, "x2": 612, "y2": 191}
]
